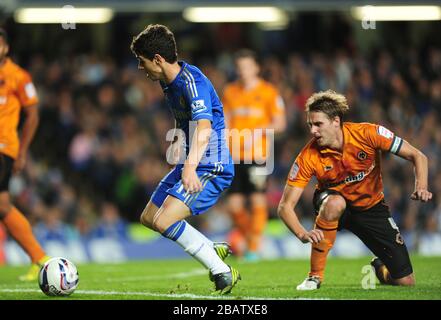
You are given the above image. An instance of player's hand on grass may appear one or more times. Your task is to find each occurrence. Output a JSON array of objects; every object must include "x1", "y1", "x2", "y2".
[
  {"x1": 299, "y1": 229, "x2": 324, "y2": 244},
  {"x1": 410, "y1": 188, "x2": 432, "y2": 202},
  {"x1": 182, "y1": 165, "x2": 202, "y2": 193}
]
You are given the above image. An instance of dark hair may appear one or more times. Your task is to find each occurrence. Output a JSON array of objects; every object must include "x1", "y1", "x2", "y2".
[
  {"x1": 234, "y1": 48, "x2": 259, "y2": 64},
  {"x1": 0, "y1": 28, "x2": 8, "y2": 44},
  {"x1": 305, "y1": 90, "x2": 350, "y2": 125},
  {"x1": 130, "y1": 24, "x2": 177, "y2": 63}
]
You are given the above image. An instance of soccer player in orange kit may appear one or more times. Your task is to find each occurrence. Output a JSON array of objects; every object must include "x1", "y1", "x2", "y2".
[
  {"x1": 222, "y1": 49, "x2": 286, "y2": 260},
  {"x1": 278, "y1": 90, "x2": 432, "y2": 290},
  {"x1": 0, "y1": 28, "x2": 49, "y2": 281}
]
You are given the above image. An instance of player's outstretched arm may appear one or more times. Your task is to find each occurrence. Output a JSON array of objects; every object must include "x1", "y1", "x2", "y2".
[
  {"x1": 278, "y1": 185, "x2": 324, "y2": 244},
  {"x1": 395, "y1": 139, "x2": 433, "y2": 202}
]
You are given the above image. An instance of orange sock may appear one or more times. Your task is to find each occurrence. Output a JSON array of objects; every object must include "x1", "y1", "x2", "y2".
[
  {"x1": 249, "y1": 205, "x2": 268, "y2": 252},
  {"x1": 2, "y1": 207, "x2": 45, "y2": 263},
  {"x1": 309, "y1": 216, "x2": 338, "y2": 281},
  {"x1": 231, "y1": 208, "x2": 250, "y2": 237}
]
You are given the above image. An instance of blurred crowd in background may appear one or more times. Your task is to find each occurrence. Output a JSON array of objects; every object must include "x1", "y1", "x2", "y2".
[{"x1": 0, "y1": 17, "x2": 440, "y2": 251}]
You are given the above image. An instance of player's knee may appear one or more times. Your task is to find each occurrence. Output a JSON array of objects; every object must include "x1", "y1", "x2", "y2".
[
  {"x1": 320, "y1": 195, "x2": 346, "y2": 221},
  {"x1": 140, "y1": 209, "x2": 154, "y2": 229},
  {"x1": 228, "y1": 194, "x2": 246, "y2": 213},
  {"x1": 395, "y1": 274, "x2": 415, "y2": 286},
  {"x1": 152, "y1": 216, "x2": 172, "y2": 234}
]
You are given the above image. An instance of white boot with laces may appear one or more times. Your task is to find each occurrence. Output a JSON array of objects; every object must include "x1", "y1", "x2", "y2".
[{"x1": 296, "y1": 276, "x2": 321, "y2": 290}]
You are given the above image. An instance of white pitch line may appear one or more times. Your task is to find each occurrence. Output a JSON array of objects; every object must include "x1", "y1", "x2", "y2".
[
  {"x1": 0, "y1": 288, "x2": 330, "y2": 300},
  {"x1": 0, "y1": 268, "x2": 208, "y2": 287},
  {"x1": 102, "y1": 268, "x2": 208, "y2": 282}
]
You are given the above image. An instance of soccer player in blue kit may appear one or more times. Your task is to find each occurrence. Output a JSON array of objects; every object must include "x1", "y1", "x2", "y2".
[{"x1": 131, "y1": 24, "x2": 240, "y2": 294}]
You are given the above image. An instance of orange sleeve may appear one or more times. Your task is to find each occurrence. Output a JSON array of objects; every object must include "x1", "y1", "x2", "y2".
[
  {"x1": 364, "y1": 123, "x2": 403, "y2": 154},
  {"x1": 286, "y1": 145, "x2": 315, "y2": 188},
  {"x1": 17, "y1": 70, "x2": 39, "y2": 107}
]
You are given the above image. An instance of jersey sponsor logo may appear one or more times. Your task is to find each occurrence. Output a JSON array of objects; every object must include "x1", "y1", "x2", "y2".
[
  {"x1": 288, "y1": 163, "x2": 299, "y2": 181},
  {"x1": 344, "y1": 171, "x2": 367, "y2": 184},
  {"x1": 24, "y1": 83, "x2": 37, "y2": 99},
  {"x1": 377, "y1": 126, "x2": 393, "y2": 139},
  {"x1": 322, "y1": 162, "x2": 376, "y2": 188},
  {"x1": 191, "y1": 99, "x2": 207, "y2": 114},
  {"x1": 357, "y1": 151, "x2": 367, "y2": 160}
]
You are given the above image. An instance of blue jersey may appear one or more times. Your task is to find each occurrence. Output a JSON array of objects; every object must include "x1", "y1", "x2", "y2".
[
  {"x1": 152, "y1": 61, "x2": 234, "y2": 215},
  {"x1": 161, "y1": 61, "x2": 231, "y2": 165}
]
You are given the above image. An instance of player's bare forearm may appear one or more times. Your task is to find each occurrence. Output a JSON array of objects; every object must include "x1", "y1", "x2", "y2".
[
  {"x1": 19, "y1": 105, "x2": 39, "y2": 155},
  {"x1": 278, "y1": 202, "x2": 307, "y2": 239},
  {"x1": 278, "y1": 185, "x2": 324, "y2": 243},
  {"x1": 182, "y1": 119, "x2": 211, "y2": 193},
  {"x1": 185, "y1": 119, "x2": 211, "y2": 169},
  {"x1": 396, "y1": 139, "x2": 432, "y2": 202},
  {"x1": 411, "y1": 152, "x2": 432, "y2": 201},
  {"x1": 413, "y1": 151, "x2": 428, "y2": 188},
  {"x1": 13, "y1": 105, "x2": 39, "y2": 173}
]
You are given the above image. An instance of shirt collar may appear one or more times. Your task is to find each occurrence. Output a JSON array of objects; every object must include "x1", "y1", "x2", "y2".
[
  {"x1": 162, "y1": 60, "x2": 187, "y2": 90},
  {"x1": 0, "y1": 57, "x2": 12, "y2": 70}
]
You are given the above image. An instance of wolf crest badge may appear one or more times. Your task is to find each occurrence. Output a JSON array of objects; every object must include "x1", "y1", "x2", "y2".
[{"x1": 357, "y1": 151, "x2": 367, "y2": 160}]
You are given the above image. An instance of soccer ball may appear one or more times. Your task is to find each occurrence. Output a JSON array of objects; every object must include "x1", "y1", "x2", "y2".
[{"x1": 38, "y1": 257, "x2": 79, "y2": 296}]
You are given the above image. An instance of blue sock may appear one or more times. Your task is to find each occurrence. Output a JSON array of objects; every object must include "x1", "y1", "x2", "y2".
[{"x1": 162, "y1": 220, "x2": 187, "y2": 241}]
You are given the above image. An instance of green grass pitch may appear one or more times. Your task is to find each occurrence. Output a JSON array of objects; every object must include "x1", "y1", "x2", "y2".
[{"x1": 0, "y1": 256, "x2": 440, "y2": 300}]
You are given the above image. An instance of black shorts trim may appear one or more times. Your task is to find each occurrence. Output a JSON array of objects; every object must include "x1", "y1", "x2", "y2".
[{"x1": 312, "y1": 189, "x2": 344, "y2": 214}]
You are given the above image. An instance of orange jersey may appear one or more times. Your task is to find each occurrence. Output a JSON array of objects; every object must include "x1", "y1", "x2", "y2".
[
  {"x1": 287, "y1": 122, "x2": 403, "y2": 210},
  {"x1": 0, "y1": 58, "x2": 38, "y2": 159},
  {"x1": 222, "y1": 79, "x2": 285, "y2": 162}
]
